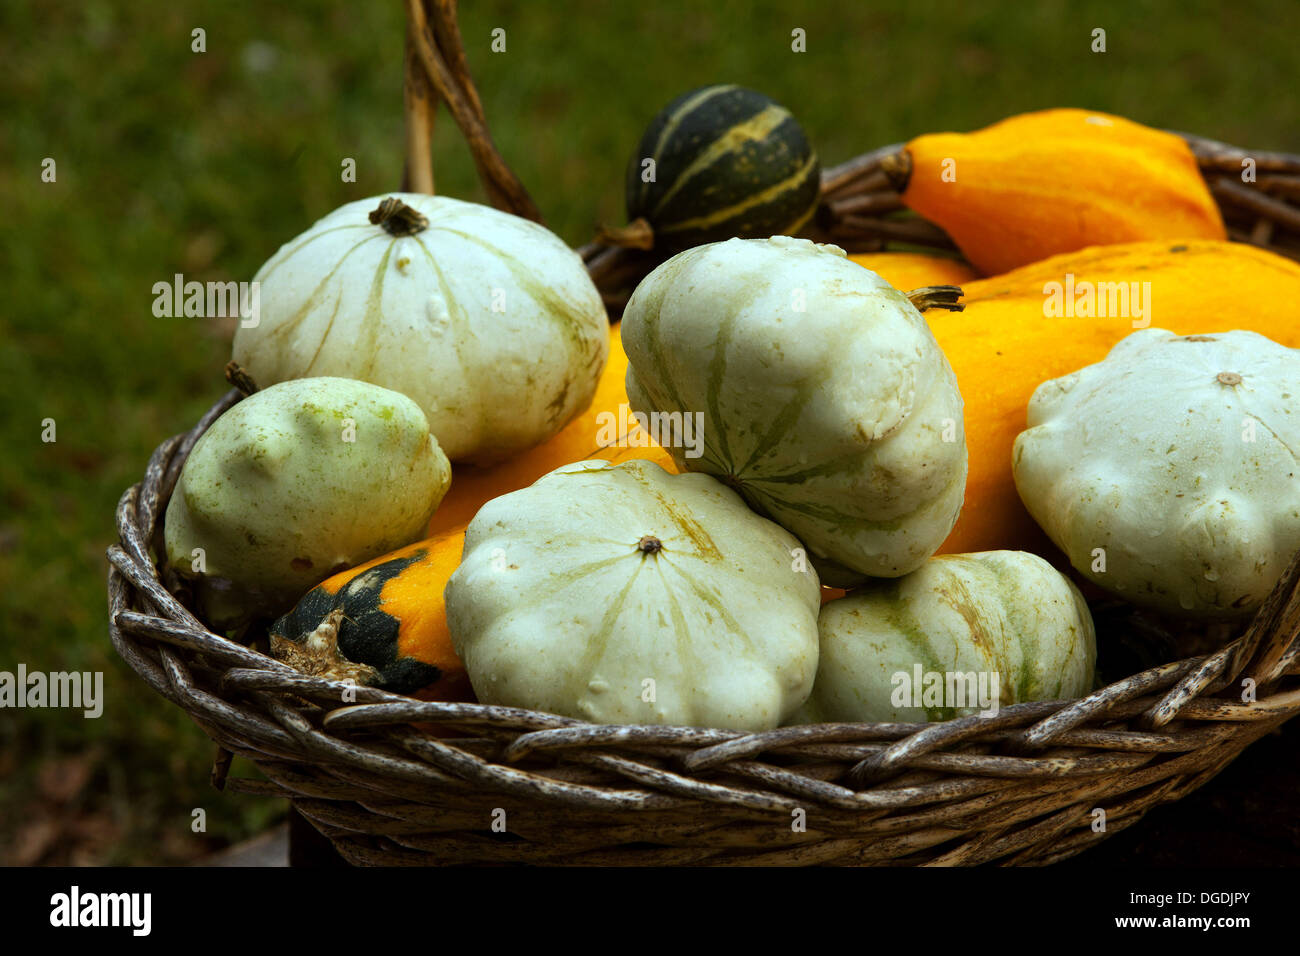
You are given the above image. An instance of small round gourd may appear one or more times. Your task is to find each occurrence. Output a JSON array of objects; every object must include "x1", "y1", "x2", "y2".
[
  {"x1": 445, "y1": 459, "x2": 821, "y2": 731},
  {"x1": 624, "y1": 85, "x2": 820, "y2": 252},
  {"x1": 232, "y1": 194, "x2": 609, "y2": 464},
  {"x1": 621, "y1": 236, "x2": 968, "y2": 585},
  {"x1": 164, "y1": 377, "x2": 451, "y2": 626},
  {"x1": 1013, "y1": 328, "x2": 1300, "y2": 616},
  {"x1": 794, "y1": 551, "x2": 1096, "y2": 724}
]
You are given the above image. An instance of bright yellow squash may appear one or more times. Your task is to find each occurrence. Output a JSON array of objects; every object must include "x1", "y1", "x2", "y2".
[
  {"x1": 849, "y1": 251, "x2": 978, "y2": 291},
  {"x1": 930, "y1": 239, "x2": 1300, "y2": 557},
  {"x1": 888, "y1": 109, "x2": 1226, "y2": 275},
  {"x1": 429, "y1": 322, "x2": 677, "y2": 534}
]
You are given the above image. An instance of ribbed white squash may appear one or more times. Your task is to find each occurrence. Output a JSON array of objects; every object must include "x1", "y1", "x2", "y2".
[
  {"x1": 1014, "y1": 328, "x2": 1300, "y2": 616},
  {"x1": 795, "y1": 551, "x2": 1095, "y2": 724},
  {"x1": 233, "y1": 194, "x2": 609, "y2": 464},
  {"x1": 445, "y1": 459, "x2": 821, "y2": 730},
  {"x1": 621, "y1": 236, "x2": 967, "y2": 584}
]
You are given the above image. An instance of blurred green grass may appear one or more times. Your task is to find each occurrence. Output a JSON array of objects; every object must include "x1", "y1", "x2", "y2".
[{"x1": 1, "y1": 0, "x2": 1297, "y2": 863}]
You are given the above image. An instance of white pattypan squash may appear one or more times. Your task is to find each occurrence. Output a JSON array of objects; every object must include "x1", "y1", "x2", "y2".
[
  {"x1": 621, "y1": 236, "x2": 968, "y2": 585},
  {"x1": 1013, "y1": 328, "x2": 1300, "y2": 616},
  {"x1": 794, "y1": 551, "x2": 1095, "y2": 724},
  {"x1": 165, "y1": 377, "x2": 451, "y2": 626},
  {"x1": 232, "y1": 194, "x2": 609, "y2": 464},
  {"x1": 445, "y1": 459, "x2": 821, "y2": 730}
]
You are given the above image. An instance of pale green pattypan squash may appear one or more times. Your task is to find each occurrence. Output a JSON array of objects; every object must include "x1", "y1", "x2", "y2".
[
  {"x1": 620, "y1": 236, "x2": 967, "y2": 586},
  {"x1": 1014, "y1": 329, "x2": 1300, "y2": 616},
  {"x1": 233, "y1": 194, "x2": 609, "y2": 465},
  {"x1": 445, "y1": 459, "x2": 821, "y2": 730},
  {"x1": 165, "y1": 377, "x2": 451, "y2": 626},
  {"x1": 794, "y1": 551, "x2": 1095, "y2": 724}
]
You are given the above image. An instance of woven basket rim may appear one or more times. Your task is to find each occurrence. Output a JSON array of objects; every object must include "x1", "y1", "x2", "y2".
[
  {"x1": 106, "y1": 370, "x2": 1300, "y2": 864},
  {"x1": 106, "y1": 1, "x2": 1300, "y2": 858}
]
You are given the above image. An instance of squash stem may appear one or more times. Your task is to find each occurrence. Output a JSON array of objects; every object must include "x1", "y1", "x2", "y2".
[
  {"x1": 906, "y1": 285, "x2": 966, "y2": 313},
  {"x1": 598, "y1": 217, "x2": 656, "y2": 251},
  {"x1": 369, "y1": 197, "x2": 431, "y2": 236},
  {"x1": 879, "y1": 148, "x2": 913, "y2": 192},
  {"x1": 223, "y1": 361, "x2": 260, "y2": 396}
]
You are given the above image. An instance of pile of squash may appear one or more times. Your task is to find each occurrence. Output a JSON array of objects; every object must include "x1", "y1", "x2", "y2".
[{"x1": 163, "y1": 98, "x2": 1300, "y2": 732}]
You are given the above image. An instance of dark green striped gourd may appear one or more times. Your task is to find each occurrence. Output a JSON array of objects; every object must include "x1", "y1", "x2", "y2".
[{"x1": 625, "y1": 85, "x2": 821, "y2": 252}]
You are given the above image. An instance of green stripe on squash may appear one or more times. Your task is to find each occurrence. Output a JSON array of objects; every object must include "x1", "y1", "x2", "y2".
[{"x1": 625, "y1": 85, "x2": 821, "y2": 252}]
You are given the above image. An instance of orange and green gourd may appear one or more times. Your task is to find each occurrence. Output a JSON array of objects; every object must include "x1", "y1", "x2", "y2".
[{"x1": 270, "y1": 529, "x2": 470, "y2": 700}]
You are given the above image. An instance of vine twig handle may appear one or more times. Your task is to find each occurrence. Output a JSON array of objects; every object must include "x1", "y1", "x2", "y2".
[{"x1": 403, "y1": 0, "x2": 543, "y2": 223}]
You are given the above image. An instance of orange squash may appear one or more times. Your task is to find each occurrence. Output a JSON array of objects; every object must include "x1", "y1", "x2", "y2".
[
  {"x1": 429, "y1": 322, "x2": 677, "y2": 534},
  {"x1": 887, "y1": 109, "x2": 1226, "y2": 275},
  {"x1": 930, "y1": 239, "x2": 1300, "y2": 557},
  {"x1": 848, "y1": 251, "x2": 978, "y2": 290}
]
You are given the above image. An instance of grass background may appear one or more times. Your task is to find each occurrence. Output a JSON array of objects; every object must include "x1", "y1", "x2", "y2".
[{"x1": 2, "y1": 0, "x2": 1298, "y2": 864}]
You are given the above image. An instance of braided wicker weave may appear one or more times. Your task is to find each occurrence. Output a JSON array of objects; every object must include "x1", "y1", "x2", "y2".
[{"x1": 107, "y1": 1, "x2": 1300, "y2": 865}]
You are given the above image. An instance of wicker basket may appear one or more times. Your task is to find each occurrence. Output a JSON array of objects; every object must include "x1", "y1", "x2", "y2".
[{"x1": 107, "y1": 1, "x2": 1300, "y2": 866}]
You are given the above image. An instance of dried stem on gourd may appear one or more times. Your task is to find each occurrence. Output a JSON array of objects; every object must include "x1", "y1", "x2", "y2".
[
  {"x1": 906, "y1": 285, "x2": 966, "y2": 313},
  {"x1": 369, "y1": 196, "x2": 430, "y2": 236},
  {"x1": 270, "y1": 608, "x2": 381, "y2": 687},
  {"x1": 878, "y1": 148, "x2": 913, "y2": 193},
  {"x1": 597, "y1": 218, "x2": 656, "y2": 251},
  {"x1": 224, "y1": 361, "x2": 260, "y2": 396}
]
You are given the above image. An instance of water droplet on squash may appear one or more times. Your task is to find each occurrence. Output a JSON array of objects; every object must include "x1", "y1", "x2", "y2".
[{"x1": 425, "y1": 295, "x2": 450, "y2": 337}]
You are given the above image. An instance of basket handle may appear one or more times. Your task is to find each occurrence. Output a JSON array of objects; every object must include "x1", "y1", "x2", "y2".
[{"x1": 401, "y1": 0, "x2": 542, "y2": 223}]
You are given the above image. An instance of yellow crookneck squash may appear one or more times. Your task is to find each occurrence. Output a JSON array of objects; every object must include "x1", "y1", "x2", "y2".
[
  {"x1": 929, "y1": 239, "x2": 1300, "y2": 558},
  {"x1": 885, "y1": 109, "x2": 1226, "y2": 275},
  {"x1": 848, "y1": 251, "x2": 978, "y2": 291}
]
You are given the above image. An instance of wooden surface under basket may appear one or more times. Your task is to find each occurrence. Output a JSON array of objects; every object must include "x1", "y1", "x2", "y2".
[{"x1": 107, "y1": 386, "x2": 1300, "y2": 866}]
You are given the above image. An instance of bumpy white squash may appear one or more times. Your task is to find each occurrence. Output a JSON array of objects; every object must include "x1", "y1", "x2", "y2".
[
  {"x1": 232, "y1": 194, "x2": 609, "y2": 464},
  {"x1": 445, "y1": 459, "x2": 821, "y2": 730},
  {"x1": 621, "y1": 236, "x2": 967, "y2": 585},
  {"x1": 165, "y1": 377, "x2": 451, "y2": 626},
  {"x1": 794, "y1": 551, "x2": 1095, "y2": 724},
  {"x1": 1014, "y1": 328, "x2": 1300, "y2": 616}
]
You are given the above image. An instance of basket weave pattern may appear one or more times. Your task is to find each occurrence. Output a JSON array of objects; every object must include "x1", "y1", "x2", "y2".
[
  {"x1": 108, "y1": 398, "x2": 1300, "y2": 864},
  {"x1": 107, "y1": 1, "x2": 1300, "y2": 864}
]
